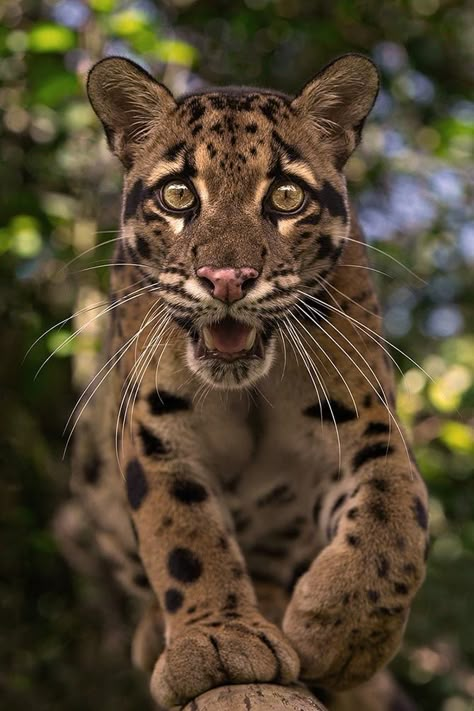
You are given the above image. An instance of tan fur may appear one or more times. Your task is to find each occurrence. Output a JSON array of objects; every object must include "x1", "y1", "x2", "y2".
[{"x1": 70, "y1": 54, "x2": 428, "y2": 709}]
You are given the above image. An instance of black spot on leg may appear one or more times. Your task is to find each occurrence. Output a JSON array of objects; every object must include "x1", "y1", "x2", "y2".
[
  {"x1": 165, "y1": 588, "x2": 184, "y2": 613},
  {"x1": 394, "y1": 582, "x2": 409, "y2": 595},
  {"x1": 133, "y1": 572, "x2": 150, "y2": 589},
  {"x1": 126, "y1": 459, "x2": 148, "y2": 510},
  {"x1": 413, "y1": 497, "x2": 428, "y2": 530},
  {"x1": 170, "y1": 478, "x2": 208, "y2": 504},
  {"x1": 123, "y1": 179, "x2": 144, "y2": 222},
  {"x1": 346, "y1": 507, "x2": 358, "y2": 520},
  {"x1": 376, "y1": 554, "x2": 390, "y2": 578},
  {"x1": 168, "y1": 547, "x2": 202, "y2": 583},
  {"x1": 224, "y1": 593, "x2": 238, "y2": 610}
]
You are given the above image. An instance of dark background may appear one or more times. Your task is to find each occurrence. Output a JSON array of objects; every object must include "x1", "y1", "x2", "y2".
[{"x1": 1, "y1": 1, "x2": 473, "y2": 709}]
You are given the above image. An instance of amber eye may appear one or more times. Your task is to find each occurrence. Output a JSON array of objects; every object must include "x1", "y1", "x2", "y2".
[
  {"x1": 270, "y1": 182, "x2": 305, "y2": 212},
  {"x1": 161, "y1": 181, "x2": 196, "y2": 211}
]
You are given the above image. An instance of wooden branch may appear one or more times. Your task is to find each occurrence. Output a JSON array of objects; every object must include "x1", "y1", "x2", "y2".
[{"x1": 180, "y1": 683, "x2": 328, "y2": 710}]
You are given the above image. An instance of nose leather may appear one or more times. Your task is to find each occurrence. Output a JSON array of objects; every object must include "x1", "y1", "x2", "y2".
[{"x1": 196, "y1": 266, "x2": 259, "y2": 303}]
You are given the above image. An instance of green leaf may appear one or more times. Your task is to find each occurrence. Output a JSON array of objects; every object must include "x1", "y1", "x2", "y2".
[{"x1": 28, "y1": 24, "x2": 75, "y2": 53}]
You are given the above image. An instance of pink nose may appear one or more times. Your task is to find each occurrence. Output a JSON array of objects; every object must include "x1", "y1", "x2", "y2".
[{"x1": 196, "y1": 266, "x2": 259, "y2": 303}]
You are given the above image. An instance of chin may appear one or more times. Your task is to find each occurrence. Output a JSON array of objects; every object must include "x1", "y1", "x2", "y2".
[{"x1": 185, "y1": 315, "x2": 277, "y2": 390}]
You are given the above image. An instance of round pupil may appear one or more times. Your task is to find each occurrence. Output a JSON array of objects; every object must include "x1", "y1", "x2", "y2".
[
  {"x1": 272, "y1": 183, "x2": 303, "y2": 211},
  {"x1": 163, "y1": 182, "x2": 194, "y2": 210}
]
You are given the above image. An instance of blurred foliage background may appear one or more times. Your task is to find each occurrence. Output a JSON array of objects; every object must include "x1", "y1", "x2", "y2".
[{"x1": 0, "y1": 0, "x2": 473, "y2": 709}]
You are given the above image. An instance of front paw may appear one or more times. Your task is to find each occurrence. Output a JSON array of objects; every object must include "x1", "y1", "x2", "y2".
[
  {"x1": 150, "y1": 614, "x2": 300, "y2": 708},
  {"x1": 282, "y1": 548, "x2": 408, "y2": 690}
]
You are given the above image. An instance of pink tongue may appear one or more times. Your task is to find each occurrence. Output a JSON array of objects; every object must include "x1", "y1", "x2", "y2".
[{"x1": 208, "y1": 318, "x2": 252, "y2": 354}]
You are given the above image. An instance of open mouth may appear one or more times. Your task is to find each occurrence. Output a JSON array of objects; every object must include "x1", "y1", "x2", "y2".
[{"x1": 194, "y1": 316, "x2": 264, "y2": 362}]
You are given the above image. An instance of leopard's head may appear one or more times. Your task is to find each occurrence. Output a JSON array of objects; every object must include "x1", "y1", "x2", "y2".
[{"x1": 88, "y1": 54, "x2": 378, "y2": 389}]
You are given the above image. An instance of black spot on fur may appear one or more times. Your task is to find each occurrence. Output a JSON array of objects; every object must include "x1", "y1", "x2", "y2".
[
  {"x1": 304, "y1": 398, "x2": 357, "y2": 423},
  {"x1": 139, "y1": 425, "x2": 169, "y2": 457},
  {"x1": 316, "y1": 234, "x2": 334, "y2": 260},
  {"x1": 367, "y1": 589, "x2": 380, "y2": 603},
  {"x1": 84, "y1": 453, "x2": 101, "y2": 484},
  {"x1": 352, "y1": 442, "x2": 394, "y2": 471},
  {"x1": 224, "y1": 593, "x2": 238, "y2": 610},
  {"x1": 135, "y1": 234, "x2": 151, "y2": 259},
  {"x1": 245, "y1": 122, "x2": 257, "y2": 133},
  {"x1": 256, "y1": 484, "x2": 295, "y2": 507},
  {"x1": 346, "y1": 506, "x2": 359, "y2": 520},
  {"x1": 126, "y1": 459, "x2": 148, "y2": 510},
  {"x1": 369, "y1": 478, "x2": 389, "y2": 493},
  {"x1": 376, "y1": 554, "x2": 390, "y2": 578},
  {"x1": 170, "y1": 478, "x2": 208, "y2": 504},
  {"x1": 413, "y1": 496, "x2": 428, "y2": 530},
  {"x1": 133, "y1": 573, "x2": 150, "y2": 589},
  {"x1": 368, "y1": 500, "x2": 389, "y2": 523},
  {"x1": 188, "y1": 100, "x2": 206, "y2": 125},
  {"x1": 168, "y1": 547, "x2": 202, "y2": 583},
  {"x1": 316, "y1": 181, "x2": 348, "y2": 222},
  {"x1": 346, "y1": 534, "x2": 360, "y2": 547},
  {"x1": 364, "y1": 422, "x2": 390, "y2": 436},
  {"x1": 148, "y1": 390, "x2": 190, "y2": 415},
  {"x1": 363, "y1": 394, "x2": 372, "y2": 407},
  {"x1": 394, "y1": 582, "x2": 409, "y2": 595},
  {"x1": 123, "y1": 179, "x2": 144, "y2": 222},
  {"x1": 165, "y1": 588, "x2": 184, "y2": 613}
]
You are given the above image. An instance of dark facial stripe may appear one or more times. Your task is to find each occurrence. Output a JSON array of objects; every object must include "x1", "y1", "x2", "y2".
[
  {"x1": 304, "y1": 399, "x2": 357, "y2": 423},
  {"x1": 271, "y1": 129, "x2": 301, "y2": 162},
  {"x1": 123, "y1": 179, "x2": 144, "y2": 222},
  {"x1": 164, "y1": 141, "x2": 186, "y2": 162},
  {"x1": 353, "y1": 442, "x2": 394, "y2": 471},
  {"x1": 317, "y1": 181, "x2": 348, "y2": 222},
  {"x1": 148, "y1": 390, "x2": 190, "y2": 415}
]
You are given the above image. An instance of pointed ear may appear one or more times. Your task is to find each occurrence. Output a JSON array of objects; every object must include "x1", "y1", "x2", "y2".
[
  {"x1": 87, "y1": 57, "x2": 177, "y2": 168},
  {"x1": 292, "y1": 54, "x2": 379, "y2": 168}
]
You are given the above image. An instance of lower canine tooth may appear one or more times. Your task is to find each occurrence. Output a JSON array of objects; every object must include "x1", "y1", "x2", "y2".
[
  {"x1": 203, "y1": 327, "x2": 214, "y2": 350},
  {"x1": 244, "y1": 328, "x2": 256, "y2": 351}
]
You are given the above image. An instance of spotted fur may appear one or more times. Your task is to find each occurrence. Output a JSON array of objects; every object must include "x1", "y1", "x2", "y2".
[{"x1": 70, "y1": 54, "x2": 428, "y2": 709}]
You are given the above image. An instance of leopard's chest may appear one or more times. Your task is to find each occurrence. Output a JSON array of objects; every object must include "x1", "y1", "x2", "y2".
[{"x1": 200, "y1": 410, "x2": 338, "y2": 585}]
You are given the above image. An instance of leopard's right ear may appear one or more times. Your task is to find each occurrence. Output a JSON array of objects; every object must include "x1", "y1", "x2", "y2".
[{"x1": 87, "y1": 57, "x2": 176, "y2": 168}]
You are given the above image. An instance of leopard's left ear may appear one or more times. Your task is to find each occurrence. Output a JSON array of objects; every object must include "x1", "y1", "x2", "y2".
[{"x1": 292, "y1": 53, "x2": 379, "y2": 167}]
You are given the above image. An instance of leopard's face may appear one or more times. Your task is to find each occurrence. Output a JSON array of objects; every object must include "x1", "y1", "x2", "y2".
[{"x1": 88, "y1": 55, "x2": 379, "y2": 389}]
